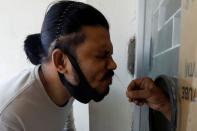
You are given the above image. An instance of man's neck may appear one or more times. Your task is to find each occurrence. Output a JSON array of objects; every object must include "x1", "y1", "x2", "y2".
[{"x1": 39, "y1": 64, "x2": 71, "y2": 107}]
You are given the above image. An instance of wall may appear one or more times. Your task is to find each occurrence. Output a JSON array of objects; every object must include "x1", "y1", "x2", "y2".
[
  {"x1": 0, "y1": 0, "x2": 89, "y2": 130},
  {"x1": 86, "y1": 0, "x2": 136, "y2": 131}
]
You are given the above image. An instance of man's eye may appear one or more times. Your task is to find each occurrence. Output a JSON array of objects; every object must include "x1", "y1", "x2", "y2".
[{"x1": 96, "y1": 55, "x2": 106, "y2": 59}]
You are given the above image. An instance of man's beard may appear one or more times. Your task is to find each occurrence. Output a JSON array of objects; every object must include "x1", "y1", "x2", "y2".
[{"x1": 58, "y1": 54, "x2": 114, "y2": 104}]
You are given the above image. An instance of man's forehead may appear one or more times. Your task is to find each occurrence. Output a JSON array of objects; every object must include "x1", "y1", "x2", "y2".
[
  {"x1": 81, "y1": 26, "x2": 110, "y2": 39},
  {"x1": 75, "y1": 26, "x2": 113, "y2": 54}
]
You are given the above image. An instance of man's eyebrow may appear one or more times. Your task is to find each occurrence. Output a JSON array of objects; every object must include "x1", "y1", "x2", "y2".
[
  {"x1": 94, "y1": 46, "x2": 113, "y2": 55},
  {"x1": 104, "y1": 50, "x2": 113, "y2": 56}
]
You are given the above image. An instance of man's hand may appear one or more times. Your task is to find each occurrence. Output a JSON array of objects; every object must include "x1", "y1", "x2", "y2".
[{"x1": 126, "y1": 77, "x2": 171, "y2": 121}]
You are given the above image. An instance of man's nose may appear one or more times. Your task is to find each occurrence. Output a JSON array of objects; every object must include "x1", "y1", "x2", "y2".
[{"x1": 107, "y1": 57, "x2": 117, "y2": 70}]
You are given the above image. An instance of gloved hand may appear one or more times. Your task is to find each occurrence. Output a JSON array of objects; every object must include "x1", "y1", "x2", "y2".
[{"x1": 126, "y1": 77, "x2": 171, "y2": 121}]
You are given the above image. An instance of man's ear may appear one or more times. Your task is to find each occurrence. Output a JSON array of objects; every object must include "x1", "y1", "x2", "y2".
[{"x1": 52, "y1": 49, "x2": 68, "y2": 74}]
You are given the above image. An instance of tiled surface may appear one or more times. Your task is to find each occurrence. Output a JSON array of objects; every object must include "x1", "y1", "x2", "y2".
[
  {"x1": 148, "y1": 0, "x2": 181, "y2": 74},
  {"x1": 159, "y1": 0, "x2": 181, "y2": 26},
  {"x1": 173, "y1": 10, "x2": 181, "y2": 46},
  {"x1": 152, "y1": 0, "x2": 162, "y2": 11},
  {"x1": 151, "y1": 11, "x2": 159, "y2": 55},
  {"x1": 150, "y1": 47, "x2": 179, "y2": 78},
  {"x1": 157, "y1": 19, "x2": 173, "y2": 54}
]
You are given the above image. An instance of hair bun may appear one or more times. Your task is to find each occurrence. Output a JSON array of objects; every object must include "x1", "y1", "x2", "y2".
[{"x1": 24, "y1": 34, "x2": 44, "y2": 65}]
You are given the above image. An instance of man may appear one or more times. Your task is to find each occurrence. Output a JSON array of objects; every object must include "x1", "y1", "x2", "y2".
[
  {"x1": 0, "y1": 1, "x2": 116, "y2": 130},
  {"x1": 0, "y1": 1, "x2": 171, "y2": 131}
]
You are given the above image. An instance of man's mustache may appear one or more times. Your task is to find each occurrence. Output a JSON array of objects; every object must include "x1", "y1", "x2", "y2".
[{"x1": 101, "y1": 70, "x2": 114, "y2": 80}]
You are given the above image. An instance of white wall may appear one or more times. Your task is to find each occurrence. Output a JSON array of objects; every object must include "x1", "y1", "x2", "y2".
[
  {"x1": 0, "y1": 0, "x2": 89, "y2": 131},
  {"x1": 86, "y1": 0, "x2": 136, "y2": 131}
]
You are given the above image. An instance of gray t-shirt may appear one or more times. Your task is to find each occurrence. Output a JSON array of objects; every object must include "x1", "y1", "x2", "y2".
[{"x1": 0, "y1": 66, "x2": 75, "y2": 131}]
